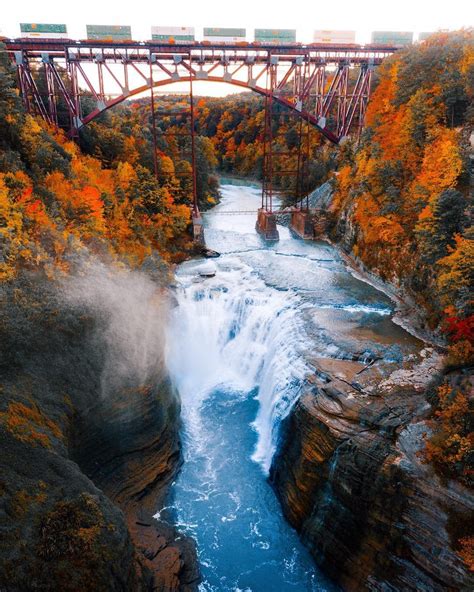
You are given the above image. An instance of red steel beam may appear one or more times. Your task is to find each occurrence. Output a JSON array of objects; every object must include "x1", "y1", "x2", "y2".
[{"x1": 8, "y1": 40, "x2": 382, "y2": 147}]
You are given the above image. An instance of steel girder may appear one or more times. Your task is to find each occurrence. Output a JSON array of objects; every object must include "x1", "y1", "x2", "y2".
[
  {"x1": 7, "y1": 40, "x2": 386, "y2": 215},
  {"x1": 7, "y1": 41, "x2": 382, "y2": 143}
]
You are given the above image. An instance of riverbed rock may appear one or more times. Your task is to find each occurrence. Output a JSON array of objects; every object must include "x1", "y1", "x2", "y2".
[
  {"x1": 271, "y1": 352, "x2": 474, "y2": 591},
  {"x1": 0, "y1": 267, "x2": 199, "y2": 591}
]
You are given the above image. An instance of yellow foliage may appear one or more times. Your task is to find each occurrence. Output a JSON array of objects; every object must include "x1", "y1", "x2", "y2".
[
  {"x1": 437, "y1": 234, "x2": 474, "y2": 307},
  {"x1": 114, "y1": 161, "x2": 137, "y2": 191}
]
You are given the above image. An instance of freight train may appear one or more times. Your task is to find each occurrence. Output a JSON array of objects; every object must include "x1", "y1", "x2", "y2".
[{"x1": 8, "y1": 23, "x2": 431, "y2": 47}]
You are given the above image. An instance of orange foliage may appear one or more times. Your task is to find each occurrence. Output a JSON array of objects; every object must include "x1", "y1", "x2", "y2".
[
  {"x1": 0, "y1": 401, "x2": 63, "y2": 448},
  {"x1": 1, "y1": 106, "x2": 194, "y2": 276},
  {"x1": 422, "y1": 383, "x2": 473, "y2": 483},
  {"x1": 366, "y1": 62, "x2": 399, "y2": 126},
  {"x1": 17, "y1": 187, "x2": 55, "y2": 230},
  {"x1": 458, "y1": 537, "x2": 474, "y2": 572},
  {"x1": 354, "y1": 194, "x2": 405, "y2": 246},
  {"x1": 332, "y1": 32, "x2": 470, "y2": 308},
  {"x1": 331, "y1": 165, "x2": 354, "y2": 212},
  {"x1": 81, "y1": 185, "x2": 104, "y2": 220},
  {"x1": 411, "y1": 128, "x2": 463, "y2": 203}
]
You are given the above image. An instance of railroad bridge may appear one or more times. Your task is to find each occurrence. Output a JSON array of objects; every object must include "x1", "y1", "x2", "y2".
[{"x1": 5, "y1": 39, "x2": 396, "y2": 241}]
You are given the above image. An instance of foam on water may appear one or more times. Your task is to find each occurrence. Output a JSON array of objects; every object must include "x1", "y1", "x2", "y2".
[
  {"x1": 162, "y1": 183, "x2": 419, "y2": 591},
  {"x1": 167, "y1": 256, "x2": 309, "y2": 473},
  {"x1": 318, "y1": 303, "x2": 392, "y2": 315}
]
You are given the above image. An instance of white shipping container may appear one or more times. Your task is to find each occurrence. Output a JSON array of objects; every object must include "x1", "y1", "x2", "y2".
[
  {"x1": 21, "y1": 32, "x2": 69, "y2": 39},
  {"x1": 203, "y1": 28, "x2": 246, "y2": 42},
  {"x1": 202, "y1": 36, "x2": 246, "y2": 42},
  {"x1": 151, "y1": 26, "x2": 195, "y2": 37},
  {"x1": 313, "y1": 30, "x2": 356, "y2": 44}
]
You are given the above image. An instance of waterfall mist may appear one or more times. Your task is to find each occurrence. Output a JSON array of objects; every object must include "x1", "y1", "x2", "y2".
[{"x1": 63, "y1": 259, "x2": 169, "y2": 397}]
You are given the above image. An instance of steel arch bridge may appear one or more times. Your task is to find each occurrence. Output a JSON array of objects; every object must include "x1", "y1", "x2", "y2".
[{"x1": 5, "y1": 39, "x2": 396, "y2": 239}]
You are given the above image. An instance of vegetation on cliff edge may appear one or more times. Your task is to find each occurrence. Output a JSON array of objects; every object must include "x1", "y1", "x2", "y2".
[{"x1": 327, "y1": 30, "x2": 473, "y2": 499}]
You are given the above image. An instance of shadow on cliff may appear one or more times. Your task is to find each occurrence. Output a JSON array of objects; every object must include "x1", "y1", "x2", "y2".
[
  {"x1": 270, "y1": 359, "x2": 474, "y2": 591},
  {"x1": 0, "y1": 254, "x2": 198, "y2": 591}
]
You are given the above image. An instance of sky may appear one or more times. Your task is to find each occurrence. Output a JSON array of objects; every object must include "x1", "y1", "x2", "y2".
[{"x1": 2, "y1": 0, "x2": 472, "y2": 96}]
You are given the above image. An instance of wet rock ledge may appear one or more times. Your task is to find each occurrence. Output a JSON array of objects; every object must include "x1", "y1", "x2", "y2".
[
  {"x1": 0, "y1": 267, "x2": 199, "y2": 591},
  {"x1": 270, "y1": 351, "x2": 474, "y2": 591}
]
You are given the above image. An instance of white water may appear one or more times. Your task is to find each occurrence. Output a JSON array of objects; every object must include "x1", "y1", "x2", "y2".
[
  {"x1": 163, "y1": 183, "x2": 420, "y2": 591},
  {"x1": 167, "y1": 257, "x2": 310, "y2": 473}
]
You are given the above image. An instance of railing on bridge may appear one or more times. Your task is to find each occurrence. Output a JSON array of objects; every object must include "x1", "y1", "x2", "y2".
[{"x1": 206, "y1": 208, "x2": 295, "y2": 215}]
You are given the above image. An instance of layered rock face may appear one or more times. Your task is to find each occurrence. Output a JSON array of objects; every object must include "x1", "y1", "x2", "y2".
[
  {"x1": 271, "y1": 353, "x2": 474, "y2": 591},
  {"x1": 0, "y1": 263, "x2": 198, "y2": 591}
]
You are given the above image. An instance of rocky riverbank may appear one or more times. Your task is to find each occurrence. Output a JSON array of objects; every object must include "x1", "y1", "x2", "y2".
[
  {"x1": 270, "y1": 307, "x2": 473, "y2": 590},
  {"x1": 270, "y1": 180, "x2": 473, "y2": 589},
  {"x1": 0, "y1": 259, "x2": 199, "y2": 591}
]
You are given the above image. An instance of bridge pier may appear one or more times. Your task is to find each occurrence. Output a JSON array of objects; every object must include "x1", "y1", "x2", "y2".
[
  {"x1": 290, "y1": 210, "x2": 314, "y2": 239},
  {"x1": 256, "y1": 208, "x2": 279, "y2": 241},
  {"x1": 192, "y1": 212, "x2": 205, "y2": 245}
]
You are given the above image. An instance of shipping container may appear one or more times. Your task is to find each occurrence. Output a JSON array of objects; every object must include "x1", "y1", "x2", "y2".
[
  {"x1": 254, "y1": 29, "x2": 296, "y2": 43},
  {"x1": 86, "y1": 25, "x2": 132, "y2": 41},
  {"x1": 203, "y1": 27, "x2": 246, "y2": 42},
  {"x1": 151, "y1": 26, "x2": 195, "y2": 42},
  {"x1": 312, "y1": 30, "x2": 356, "y2": 44},
  {"x1": 370, "y1": 31, "x2": 413, "y2": 46},
  {"x1": 20, "y1": 23, "x2": 68, "y2": 39}
]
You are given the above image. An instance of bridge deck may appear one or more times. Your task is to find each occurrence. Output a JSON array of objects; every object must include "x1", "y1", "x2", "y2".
[
  {"x1": 206, "y1": 209, "x2": 301, "y2": 215},
  {"x1": 4, "y1": 39, "x2": 397, "y2": 65}
]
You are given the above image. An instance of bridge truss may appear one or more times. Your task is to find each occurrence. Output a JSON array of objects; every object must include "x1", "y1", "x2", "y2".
[{"x1": 5, "y1": 40, "x2": 394, "y2": 216}]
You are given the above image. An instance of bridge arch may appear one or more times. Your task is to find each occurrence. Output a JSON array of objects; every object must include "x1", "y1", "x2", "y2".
[
  {"x1": 7, "y1": 40, "x2": 391, "y2": 226},
  {"x1": 79, "y1": 75, "x2": 332, "y2": 140},
  {"x1": 5, "y1": 40, "x2": 389, "y2": 144}
]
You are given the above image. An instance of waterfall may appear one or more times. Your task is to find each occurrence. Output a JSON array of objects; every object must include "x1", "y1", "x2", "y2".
[
  {"x1": 166, "y1": 256, "x2": 310, "y2": 473},
  {"x1": 160, "y1": 183, "x2": 413, "y2": 591}
]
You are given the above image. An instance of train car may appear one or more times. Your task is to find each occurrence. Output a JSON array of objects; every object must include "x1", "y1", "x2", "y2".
[
  {"x1": 254, "y1": 29, "x2": 296, "y2": 44},
  {"x1": 370, "y1": 31, "x2": 413, "y2": 46},
  {"x1": 86, "y1": 24, "x2": 132, "y2": 41},
  {"x1": 203, "y1": 27, "x2": 246, "y2": 43},
  {"x1": 312, "y1": 30, "x2": 356, "y2": 44},
  {"x1": 19, "y1": 23, "x2": 68, "y2": 39},
  {"x1": 151, "y1": 26, "x2": 195, "y2": 43}
]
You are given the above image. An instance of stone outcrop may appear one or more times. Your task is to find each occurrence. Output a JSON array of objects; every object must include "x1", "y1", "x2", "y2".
[
  {"x1": 271, "y1": 352, "x2": 474, "y2": 591},
  {"x1": 0, "y1": 266, "x2": 198, "y2": 591}
]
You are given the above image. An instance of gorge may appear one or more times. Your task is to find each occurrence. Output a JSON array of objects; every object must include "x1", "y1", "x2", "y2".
[
  {"x1": 1, "y1": 27, "x2": 473, "y2": 592},
  {"x1": 162, "y1": 182, "x2": 473, "y2": 591}
]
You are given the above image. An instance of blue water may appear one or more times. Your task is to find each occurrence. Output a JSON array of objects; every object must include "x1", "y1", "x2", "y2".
[{"x1": 164, "y1": 184, "x2": 421, "y2": 591}]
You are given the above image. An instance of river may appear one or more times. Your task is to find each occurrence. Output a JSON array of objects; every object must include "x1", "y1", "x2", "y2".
[{"x1": 163, "y1": 182, "x2": 421, "y2": 592}]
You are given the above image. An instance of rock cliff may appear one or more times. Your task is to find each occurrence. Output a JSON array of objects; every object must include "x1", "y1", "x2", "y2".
[
  {"x1": 271, "y1": 352, "x2": 474, "y2": 591},
  {"x1": 0, "y1": 262, "x2": 198, "y2": 591}
]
